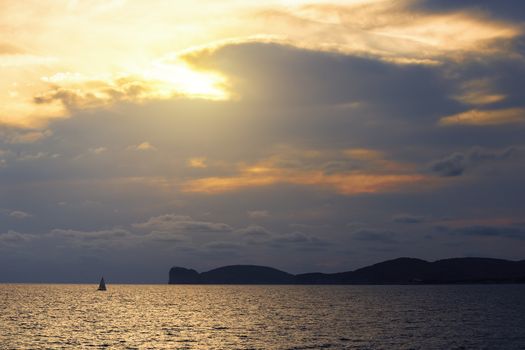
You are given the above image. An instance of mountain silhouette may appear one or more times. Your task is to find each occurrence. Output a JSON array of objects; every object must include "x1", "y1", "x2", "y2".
[
  {"x1": 169, "y1": 265, "x2": 294, "y2": 284},
  {"x1": 169, "y1": 257, "x2": 525, "y2": 284}
]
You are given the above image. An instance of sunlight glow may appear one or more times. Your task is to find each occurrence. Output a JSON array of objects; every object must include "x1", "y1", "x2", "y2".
[
  {"x1": 0, "y1": 0, "x2": 521, "y2": 129},
  {"x1": 142, "y1": 60, "x2": 230, "y2": 101}
]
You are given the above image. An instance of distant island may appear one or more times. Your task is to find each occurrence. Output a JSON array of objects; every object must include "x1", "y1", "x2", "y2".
[{"x1": 169, "y1": 257, "x2": 525, "y2": 284}]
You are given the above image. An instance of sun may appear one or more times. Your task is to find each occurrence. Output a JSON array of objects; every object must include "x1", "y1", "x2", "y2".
[{"x1": 142, "y1": 60, "x2": 230, "y2": 101}]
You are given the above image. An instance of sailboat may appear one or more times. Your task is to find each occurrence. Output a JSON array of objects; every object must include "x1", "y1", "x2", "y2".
[{"x1": 98, "y1": 277, "x2": 107, "y2": 291}]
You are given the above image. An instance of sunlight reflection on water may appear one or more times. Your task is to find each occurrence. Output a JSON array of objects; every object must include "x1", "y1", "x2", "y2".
[{"x1": 1, "y1": 284, "x2": 524, "y2": 349}]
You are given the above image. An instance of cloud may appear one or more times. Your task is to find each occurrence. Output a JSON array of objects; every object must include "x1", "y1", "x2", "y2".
[
  {"x1": 269, "y1": 231, "x2": 330, "y2": 248},
  {"x1": 429, "y1": 146, "x2": 520, "y2": 177},
  {"x1": 8, "y1": 210, "x2": 32, "y2": 219},
  {"x1": 352, "y1": 229, "x2": 399, "y2": 244},
  {"x1": 290, "y1": 223, "x2": 331, "y2": 230},
  {"x1": 133, "y1": 214, "x2": 232, "y2": 233},
  {"x1": 252, "y1": 1, "x2": 520, "y2": 63},
  {"x1": 33, "y1": 75, "x2": 156, "y2": 110},
  {"x1": 128, "y1": 142, "x2": 156, "y2": 151},
  {"x1": 0, "y1": 230, "x2": 35, "y2": 246},
  {"x1": 0, "y1": 151, "x2": 15, "y2": 167},
  {"x1": 2, "y1": 0, "x2": 522, "y2": 132},
  {"x1": 2, "y1": 60, "x2": 229, "y2": 130},
  {"x1": 143, "y1": 231, "x2": 186, "y2": 242},
  {"x1": 247, "y1": 210, "x2": 270, "y2": 219},
  {"x1": 187, "y1": 157, "x2": 207, "y2": 168},
  {"x1": 181, "y1": 148, "x2": 431, "y2": 196},
  {"x1": 136, "y1": 142, "x2": 156, "y2": 151},
  {"x1": 343, "y1": 148, "x2": 384, "y2": 161},
  {"x1": 439, "y1": 108, "x2": 525, "y2": 126},
  {"x1": 430, "y1": 153, "x2": 466, "y2": 177},
  {"x1": 0, "y1": 128, "x2": 52, "y2": 144},
  {"x1": 182, "y1": 41, "x2": 458, "y2": 115},
  {"x1": 88, "y1": 147, "x2": 107, "y2": 155},
  {"x1": 183, "y1": 169, "x2": 427, "y2": 196},
  {"x1": 413, "y1": 0, "x2": 525, "y2": 22},
  {"x1": 17, "y1": 152, "x2": 53, "y2": 161},
  {"x1": 34, "y1": 68, "x2": 229, "y2": 110},
  {"x1": 392, "y1": 214, "x2": 426, "y2": 224},
  {"x1": 50, "y1": 228, "x2": 131, "y2": 241},
  {"x1": 236, "y1": 225, "x2": 272, "y2": 238},
  {"x1": 444, "y1": 225, "x2": 525, "y2": 240},
  {"x1": 453, "y1": 79, "x2": 506, "y2": 106},
  {"x1": 205, "y1": 241, "x2": 243, "y2": 251}
]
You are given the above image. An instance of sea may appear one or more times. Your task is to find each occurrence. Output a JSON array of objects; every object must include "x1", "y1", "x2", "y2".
[{"x1": 1, "y1": 284, "x2": 524, "y2": 349}]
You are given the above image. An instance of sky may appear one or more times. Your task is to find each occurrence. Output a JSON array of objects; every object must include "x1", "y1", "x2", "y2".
[{"x1": 1, "y1": 0, "x2": 524, "y2": 283}]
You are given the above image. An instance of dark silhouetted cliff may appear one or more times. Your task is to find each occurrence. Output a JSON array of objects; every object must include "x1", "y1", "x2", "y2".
[
  {"x1": 169, "y1": 258, "x2": 525, "y2": 284},
  {"x1": 168, "y1": 267, "x2": 201, "y2": 284},
  {"x1": 170, "y1": 265, "x2": 294, "y2": 284}
]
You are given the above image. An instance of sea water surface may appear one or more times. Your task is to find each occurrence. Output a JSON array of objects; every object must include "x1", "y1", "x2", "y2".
[{"x1": 1, "y1": 284, "x2": 524, "y2": 349}]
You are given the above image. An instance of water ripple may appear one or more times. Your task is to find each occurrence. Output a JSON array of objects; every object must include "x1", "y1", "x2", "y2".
[{"x1": 0, "y1": 284, "x2": 524, "y2": 349}]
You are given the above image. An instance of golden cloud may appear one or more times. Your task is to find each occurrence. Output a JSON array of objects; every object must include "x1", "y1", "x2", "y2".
[
  {"x1": 253, "y1": 1, "x2": 521, "y2": 64},
  {"x1": 182, "y1": 166, "x2": 427, "y2": 195},
  {"x1": 134, "y1": 142, "x2": 157, "y2": 151},
  {"x1": 453, "y1": 79, "x2": 506, "y2": 106},
  {"x1": 187, "y1": 157, "x2": 208, "y2": 169},
  {"x1": 0, "y1": 0, "x2": 521, "y2": 131},
  {"x1": 439, "y1": 108, "x2": 525, "y2": 126},
  {"x1": 34, "y1": 67, "x2": 229, "y2": 110},
  {"x1": 181, "y1": 148, "x2": 432, "y2": 195}
]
